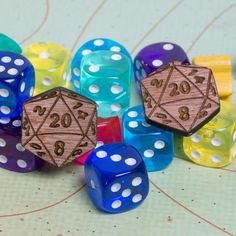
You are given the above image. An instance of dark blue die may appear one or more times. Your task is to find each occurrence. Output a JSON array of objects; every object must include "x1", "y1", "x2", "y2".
[
  {"x1": 122, "y1": 105, "x2": 174, "y2": 172},
  {"x1": 0, "y1": 115, "x2": 22, "y2": 135},
  {"x1": 71, "y1": 38, "x2": 131, "y2": 92},
  {"x1": 0, "y1": 51, "x2": 35, "y2": 118},
  {"x1": 85, "y1": 143, "x2": 149, "y2": 213}
]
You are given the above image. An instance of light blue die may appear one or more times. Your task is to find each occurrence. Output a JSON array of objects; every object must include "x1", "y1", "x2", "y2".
[
  {"x1": 71, "y1": 38, "x2": 131, "y2": 92},
  {"x1": 80, "y1": 50, "x2": 132, "y2": 118},
  {"x1": 122, "y1": 105, "x2": 174, "y2": 172}
]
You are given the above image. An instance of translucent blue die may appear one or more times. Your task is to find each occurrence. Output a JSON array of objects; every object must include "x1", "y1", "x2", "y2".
[
  {"x1": 0, "y1": 51, "x2": 35, "y2": 118},
  {"x1": 80, "y1": 50, "x2": 132, "y2": 118},
  {"x1": 85, "y1": 143, "x2": 149, "y2": 213},
  {"x1": 71, "y1": 38, "x2": 131, "y2": 91},
  {"x1": 122, "y1": 105, "x2": 174, "y2": 172}
]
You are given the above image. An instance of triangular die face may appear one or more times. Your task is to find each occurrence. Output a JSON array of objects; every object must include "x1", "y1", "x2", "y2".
[
  {"x1": 38, "y1": 134, "x2": 83, "y2": 167},
  {"x1": 25, "y1": 135, "x2": 51, "y2": 164},
  {"x1": 160, "y1": 69, "x2": 203, "y2": 105},
  {"x1": 85, "y1": 114, "x2": 97, "y2": 146},
  {"x1": 28, "y1": 90, "x2": 60, "y2": 103},
  {"x1": 141, "y1": 66, "x2": 172, "y2": 103},
  {"x1": 141, "y1": 85, "x2": 157, "y2": 117},
  {"x1": 61, "y1": 90, "x2": 95, "y2": 105},
  {"x1": 207, "y1": 75, "x2": 220, "y2": 105},
  {"x1": 161, "y1": 98, "x2": 203, "y2": 132},
  {"x1": 24, "y1": 96, "x2": 58, "y2": 131},
  {"x1": 62, "y1": 95, "x2": 96, "y2": 134},
  {"x1": 38, "y1": 98, "x2": 83, "y2": 135},
  {"x1": 21, "y1": 113, "x2": 35, "y2": 145},
  {"x1": 175, "y1": 65, "x2": 210, "y2": 95},
  {"x1": 64, "y1": 136, "x2": 95, "y2": 165},
  {"x1": 192, "y1": 98, "x2": 220, "y2": 131},
  {"x1": 149, "y1": 106, "x2": 183, "y2": 131}
]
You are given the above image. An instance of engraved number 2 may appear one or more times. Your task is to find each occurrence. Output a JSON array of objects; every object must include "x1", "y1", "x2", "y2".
[
  {"x1": 150, "y1": 79, "x2": 163, "y2": 88},
  {"x1": 33, "y1": 106, "x2": 46, "y2": 116}
]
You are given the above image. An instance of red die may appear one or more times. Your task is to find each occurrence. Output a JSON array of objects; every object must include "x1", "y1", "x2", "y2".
[{"x1": 75, "y1": 116, "x2": 122, "y2": 165}]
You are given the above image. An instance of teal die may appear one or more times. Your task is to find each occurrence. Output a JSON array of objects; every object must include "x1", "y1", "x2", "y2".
[{"x1": 80, "y1": 50, "x2": 132, "y2": 118}]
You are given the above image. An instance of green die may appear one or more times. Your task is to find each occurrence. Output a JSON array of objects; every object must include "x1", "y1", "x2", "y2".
[{"x1": 0, "y1": 33, "x2": 22, "y2": 53}]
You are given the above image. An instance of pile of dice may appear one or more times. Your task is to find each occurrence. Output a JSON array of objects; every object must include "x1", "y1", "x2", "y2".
[{"x1": 0, "y1": 33, "x2": 235, "y2": 214}]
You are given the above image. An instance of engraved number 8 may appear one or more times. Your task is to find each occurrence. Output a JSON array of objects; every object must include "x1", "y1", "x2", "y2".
[
  {"x1": 54, "y1": 141, "x2": 65, "y2": 156},
  {"x1": 178, "y1": 106, "x2": 190, "y2": 121}
]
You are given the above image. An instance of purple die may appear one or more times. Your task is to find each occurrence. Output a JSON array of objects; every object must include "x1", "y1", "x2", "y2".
[
  {"x1": 134, "y1": 42, "x2": 189, "y2": 92},
  {"x1": 0, "y1": 117, "x2": 44, "y2": 173},
  {"x1": 0, "y1": 115, "x2": 22, "y2": 135},
  {"x1": 0, "y1": 51, "x2": 35, "y2": 118}
]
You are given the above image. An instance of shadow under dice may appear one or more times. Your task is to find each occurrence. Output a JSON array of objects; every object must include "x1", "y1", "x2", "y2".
[
  {"x1": 183, "y1": 101, "x2": 236, "y2": 167},
  {"x1": 21, "y1": 87, "x2": 97, "y2": 167},
  {"x1": 75, "y1": 116, "x2": 122, "y2": 165},
  {"x1": 123, "y1": 105, "x2": 174, "y2": 172},
  {"x1": 85, "y1": 143, "x2": 149, "y2": 213},
  {"x1": 0, "y1": 116, "x2": 44, "y2": 173},
  {"x1": 71, "y1": 38, "x2": 131, "y2": 92},
  {"x1": 0, "y1": 51, "x2": 35, "y2": 118},
  {"x1": 141, "y1": 61, "x2": 220, "y2": 136},
  {"x1": 23, "y1": 42, "x2": 72, "y2": 95},
  {"x1": 80, "y1": 51, "x2": 132, "y2": 118}
]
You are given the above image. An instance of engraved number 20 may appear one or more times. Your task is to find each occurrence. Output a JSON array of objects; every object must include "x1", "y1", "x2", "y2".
[
  {"x1": 168, "y1": 81, "x2": 190, "y2": 97},
  {"x1": 50, "y1": 113, "x2": 72, "y2": 128}
]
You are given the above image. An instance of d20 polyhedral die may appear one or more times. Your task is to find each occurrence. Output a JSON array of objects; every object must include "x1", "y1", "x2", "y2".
[
  {"x1": 141, "y1": 61, "x2": 220, "y2": 136},
  {"x1": 21, "y1": 87, "x2": 97, "y2": 167}
]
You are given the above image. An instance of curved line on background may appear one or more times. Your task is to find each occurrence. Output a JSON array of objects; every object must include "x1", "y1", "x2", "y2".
[
  {"x1": 130, "y1": 0, "x2": 184, "y2": 55},
  {"x1": 70, "y1": 0, "x2": 108, "y2": 52},
  {"x1": 150, "y1": 180, "x2": 234, "y2": 236},
  {"x1": 186, "y1": 2, "x2": 236, "y2": 53},
  {"x1": 221, "y1": 168, "x2": 236, "y2": 173},
  {"x1": 20, "y1": 0, "x2": 50, "y2": 44},
  {"x1": 0, "y1": 184, "x2": 86, "y2": 218}
]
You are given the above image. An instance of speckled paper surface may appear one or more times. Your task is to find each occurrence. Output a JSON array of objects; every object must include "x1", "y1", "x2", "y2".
[{"x1": 0, "y1": 0, "x2": 236, "y2": 235}]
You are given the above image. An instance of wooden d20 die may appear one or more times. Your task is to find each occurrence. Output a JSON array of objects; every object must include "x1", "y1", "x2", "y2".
[
  {"x1": 21, "y1": 87, "x2": 97, "y2": 167},
  {"x1": 141, "y1": 61, "x2": 220, "y2": 136}
]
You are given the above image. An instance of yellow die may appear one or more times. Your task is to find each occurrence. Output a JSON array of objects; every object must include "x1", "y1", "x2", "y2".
[
  {"x1": 23, "y1": 42, "x2": 72, "y2": 95},
  {"x1": 183, "y1": 101, "x2": 236, "y2": 168},
  {"x1": 193, "y1": 55, "x2": 233, "y2": 100}
]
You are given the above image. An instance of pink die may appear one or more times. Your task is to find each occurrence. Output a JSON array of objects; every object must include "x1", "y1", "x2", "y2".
[{"x1": 75, "y1": 116, "x2": 122, "y2": 165}]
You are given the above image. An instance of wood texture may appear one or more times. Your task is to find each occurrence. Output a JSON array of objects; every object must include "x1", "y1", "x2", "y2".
[
  {"x1": 141, "y1": 61, "x2": 220, "y2": 136},
  {"x1": 21, "y1": 87, "x2": 97, "y2": 167}
]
